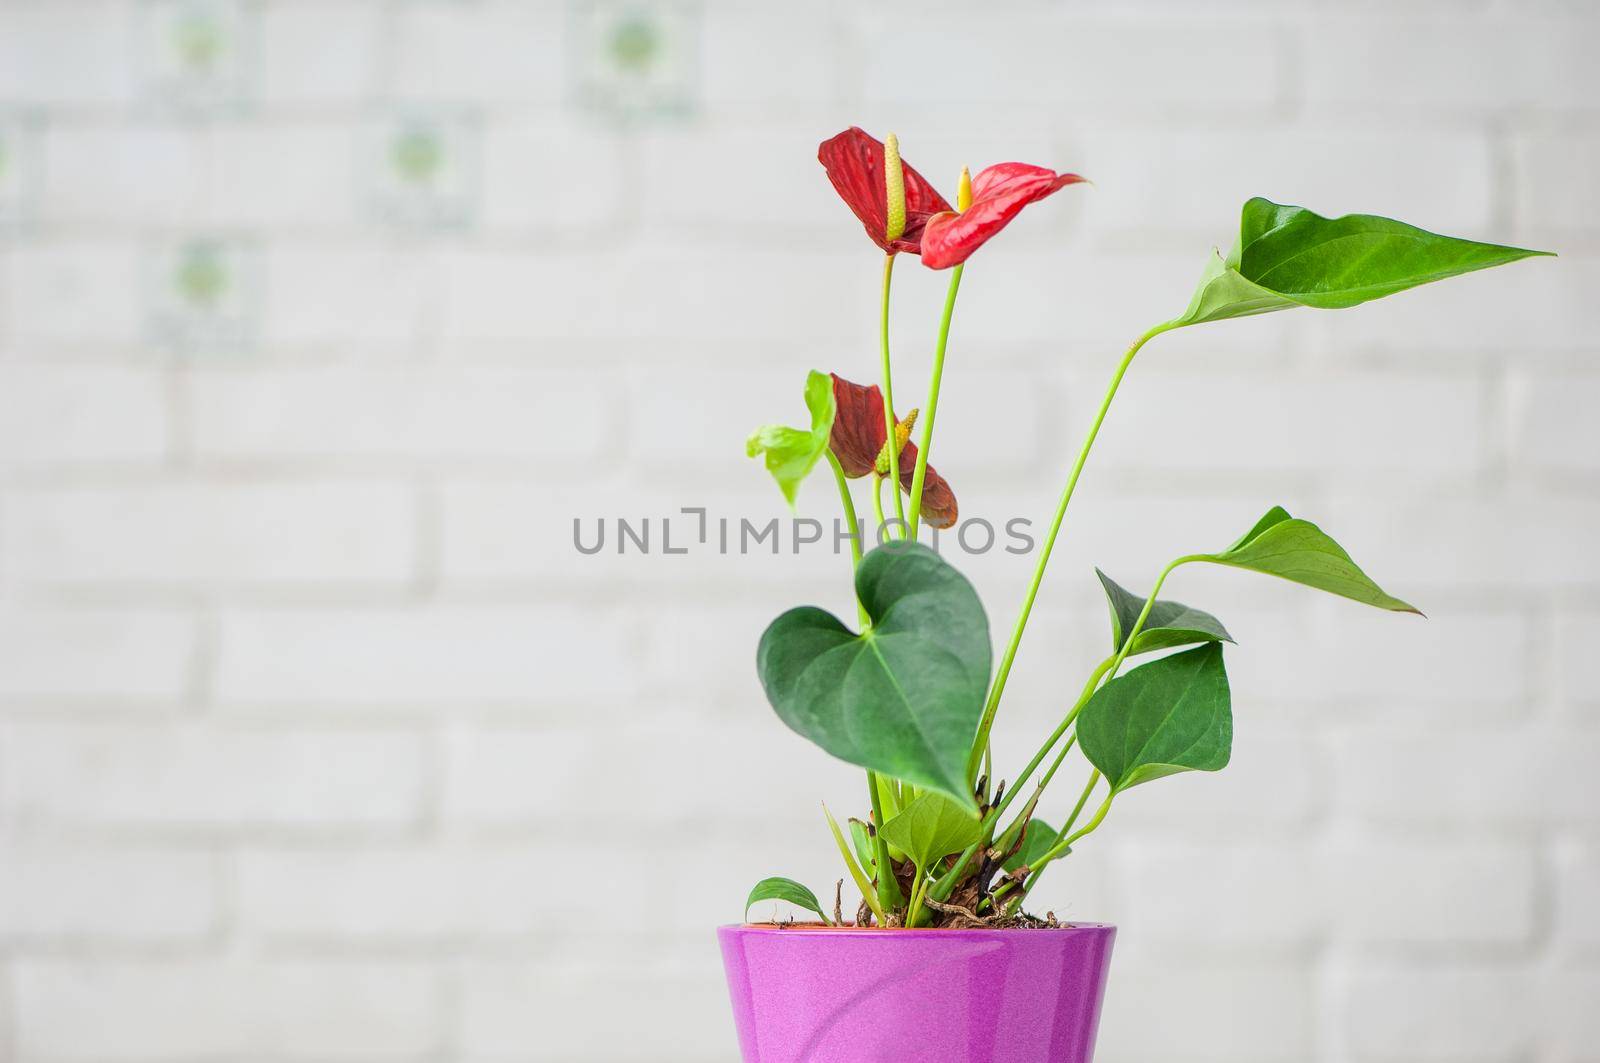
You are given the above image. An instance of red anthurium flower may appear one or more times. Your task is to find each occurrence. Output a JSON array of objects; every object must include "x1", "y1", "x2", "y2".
[
  {"x1": 818, "y1": 128, "x2": 953, "y2": 256},
  {"x1": 828, "y1": 374, "x2": 958, "y2": 529},
  {"x1": 920, "y1": 163, "x2": 1087, "y2": 270}
]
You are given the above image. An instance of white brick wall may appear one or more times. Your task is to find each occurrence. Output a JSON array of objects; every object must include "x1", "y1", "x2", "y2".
[{"x1": 0, "y1": 2, "x2": 1595, "y2": 1061}]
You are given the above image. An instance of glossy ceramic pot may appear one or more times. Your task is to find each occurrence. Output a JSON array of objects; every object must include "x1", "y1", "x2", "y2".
[{"x1": 717, "y1": 923, "x2": 1116, "y2": 1062}]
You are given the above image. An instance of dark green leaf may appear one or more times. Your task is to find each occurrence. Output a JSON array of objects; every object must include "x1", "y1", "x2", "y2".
[
  {"x1": 1078, "y1": 644, "x2": 1232, "y2": 794},
  {"x1": 757, "y1": 541, "x2": 991, "y2": 808},
  {"x1": 744, "y1": 877, "x2": 830, "y2": 924},
  {"x1": 1178, "y1": 198, "x2": 1551, "y2": 326},
  {"x1": 878, "y1": 791, "x2": 983, "y2": 870},
  {"x1": 746, "y1": 370, "x2": 836, "y2": 507},
  {"x1": 1002, "y1": 818, "x2": 1058, "y2": 874},
  {"x1": 1097, "y1": 568, "x2": 1233, "y2": 657},
  {"x1": 1202, "y1": 507, "x2": 1419, "y2": 614}
]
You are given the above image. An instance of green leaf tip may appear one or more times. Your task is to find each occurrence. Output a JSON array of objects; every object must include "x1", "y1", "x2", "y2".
[
  {"x1": 746, "y1": 369, "x2": 837, "y2": 508},
  {"x1": 1177, "y1": 198, "x2": 1552, "y2": 326}
]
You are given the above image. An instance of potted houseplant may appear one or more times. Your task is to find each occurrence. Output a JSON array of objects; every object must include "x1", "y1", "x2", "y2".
[{"x1": 722, "y1": 127, "x2": 1550, "y2": 1063}]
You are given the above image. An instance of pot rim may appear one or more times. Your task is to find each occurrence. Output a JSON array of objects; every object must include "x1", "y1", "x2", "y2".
[{"x1": 720, "y1": 921, "x2": 1114, "y2": 937}]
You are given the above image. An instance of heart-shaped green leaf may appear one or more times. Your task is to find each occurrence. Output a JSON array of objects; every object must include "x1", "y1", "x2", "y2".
[
  {"x1": 1078, "y1": 643, "x2": 1232, "y2": 794},
  {"x1": 757, "y1": 540, "x2": 991, "y2": 808},
  {"x1": 1177, "y1": 198, "x2": 1551, "y2": 326},
  {"x1": 1001, "y1": 818, "x2": 1058, "y2": 874},
  {"x1": 746, "y1": 369, "x2": 836, "y2": 507},
  {"x1": 1201, "y1": 506, "x2": 1419, "y2": 613},
  {"x1": 1097, "y1": 568, "x2": 1233, "y2": 657},
  {"x1": 744, "y1": 876, "x2": 830, "y2": 924},
  {"x1": 878, "y1": 791, "x2": 983, "y2": 871}
]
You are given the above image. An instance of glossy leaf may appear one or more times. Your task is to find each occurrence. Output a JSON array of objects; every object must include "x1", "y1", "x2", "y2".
[
  {"x1": 1177, "y1": 198, "x2": 1551, "y2": 326},
  {"x1": 757, "y1": 541, "x2": 992, "y2": 808},
  {"x1": 744, "y1": 877, "x2": 830, "y2": 924},
  {"x1": 1202, "y1": 506, "x2": 1419, "y2": 614},
  {"x1": 1078, "y1": 643, "x2": 1232, "y2": 794},
  {"x1": 745, "y1": 370, "x2": 836, "y2": 508},
  {"x1": 1097, "y1": 568, "x2": 1233, "y2": 657},
  {"x1": 1001, "y1": 818, "x2": 1058, "y2": 874},
  {"x1": 878, "y1": 791, "x2": 983, "y2": 870}
]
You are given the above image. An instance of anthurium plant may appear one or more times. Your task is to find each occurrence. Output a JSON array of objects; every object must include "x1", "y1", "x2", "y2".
[{"x1": 743, "y1": 126, "x2": 1550, "y2": 929}]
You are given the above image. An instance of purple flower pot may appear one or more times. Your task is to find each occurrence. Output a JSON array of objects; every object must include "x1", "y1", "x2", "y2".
[{"x1": 718, "y1": 923, "x2": 1116, "y2": 1062}]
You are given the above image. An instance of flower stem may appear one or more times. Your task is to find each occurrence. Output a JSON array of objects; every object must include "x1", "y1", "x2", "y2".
[
  {"x1": 826, "y1": 452, "x2": 863, "y2": 570},
  {"x1": 827, "y1": 453, "x2": 898, "y2": 918},
  {"x1": 907, "y1": 264, "x2": 964, "y2": 535},
  {"x1": 826, "y1": 451, "x2": 869, "y2": 628},
  {"x1": 871, "y1": 474, "x2": 887, "y2": 540},
  {"x1": 966, "y1": 320, "x2": 1178, "y2": 782},
  {"x1": 879, "y1": 253, "x2": 905, "y2": 532}
]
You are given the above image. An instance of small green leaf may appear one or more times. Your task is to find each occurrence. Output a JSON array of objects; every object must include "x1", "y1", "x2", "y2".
[
  {"x1": 746, "y1": 369, "x2": 836, "y2": 508},
  {"x1": 1097, "y1": 568, "x2": 1233, "y2": 657},
  {"x1": 1078, "y1": 643, "x2": 1232, "y2": 794},
  {"x1": 848, "y1": 818, "x2": 876, "y2": 873},
  {"x1": 1177, "y1": 198, "x2": 1551, "y2": 326},
  {"x1": 1201, "y1": 507, "x2": 1419, "y2": 614},
  {"x1": 878, "y1": 791, "x2": 983, "y2": 871},
  {"x1": 1002, "y1": 818, "x2": 1058, "y2": 874},
  {"x1": 757, "y1": 541, "x2": 992, "y2": 809},
  {"x1": 744, "y1": 876, "x2": 830, "y2": 925}
]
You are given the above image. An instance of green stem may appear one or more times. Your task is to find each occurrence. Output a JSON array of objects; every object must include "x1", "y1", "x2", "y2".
[
  {"x1": 825, "y1": 452, "x2": 870, "y2": 628},
  {"x1": 1057, "y1": 770, "x2": 1101, "y2": 844},
  {"x1": 826, "y1": 452, "x2": 863, "y2": 570},
  {"x1": 906, "y1": 867, "x2": 928, "y2": 928},
  {"x1": 987, "y1": 655, "x2": 1114, "y2": 830},
  {"x1": 907, "y1": 264, "x2": 963, "y2": 535},
  {"x1": 995, "y1": 554, "x2": 1205, "y2": 904},
  {"x1": 867, "y1": 771, "x2": 904, "y2": 913},
  {"x1": 967, "y1": 320, "x2": 1178, "y2": 782},
  {"x1": 1034, "y1": 793, "x2": 1112, "y2": 875},
  {"x1": 829, "y1": 454, "x2": 898, "y2": 918},
  {"x1": 995, "y1": 777, "x2": 1108, "y2": 905},
  {"x1": 878, "y1": 253, "x2": 905, "y2": 531},
  {"x1": 932, "y1": 657, "x2": 1108, "y2": 906},
  {"x1": 933, "y1": 540, "x2": 1189, "y2": 907},
  {"x1": 1039, "y1": 733, "x2": 1078, "y2": 790},
  {"x1": 1021, "y1": 554, "x2": 1199, "y2": 812},
  {"x1": 871, "y1": 474, "x2": 887, "y2": 539}
]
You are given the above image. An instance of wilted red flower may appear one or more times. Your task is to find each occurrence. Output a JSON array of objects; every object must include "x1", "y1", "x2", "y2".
[
  {"x1": 828, "y1": 374, "x2": 958, "y2": 529},
  {"x1": 920, "y1": 163, "x2": 1086, "y2": 270},
  {"x1": 818, "y1": 128, "x2": 953, "y2": 256}
]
